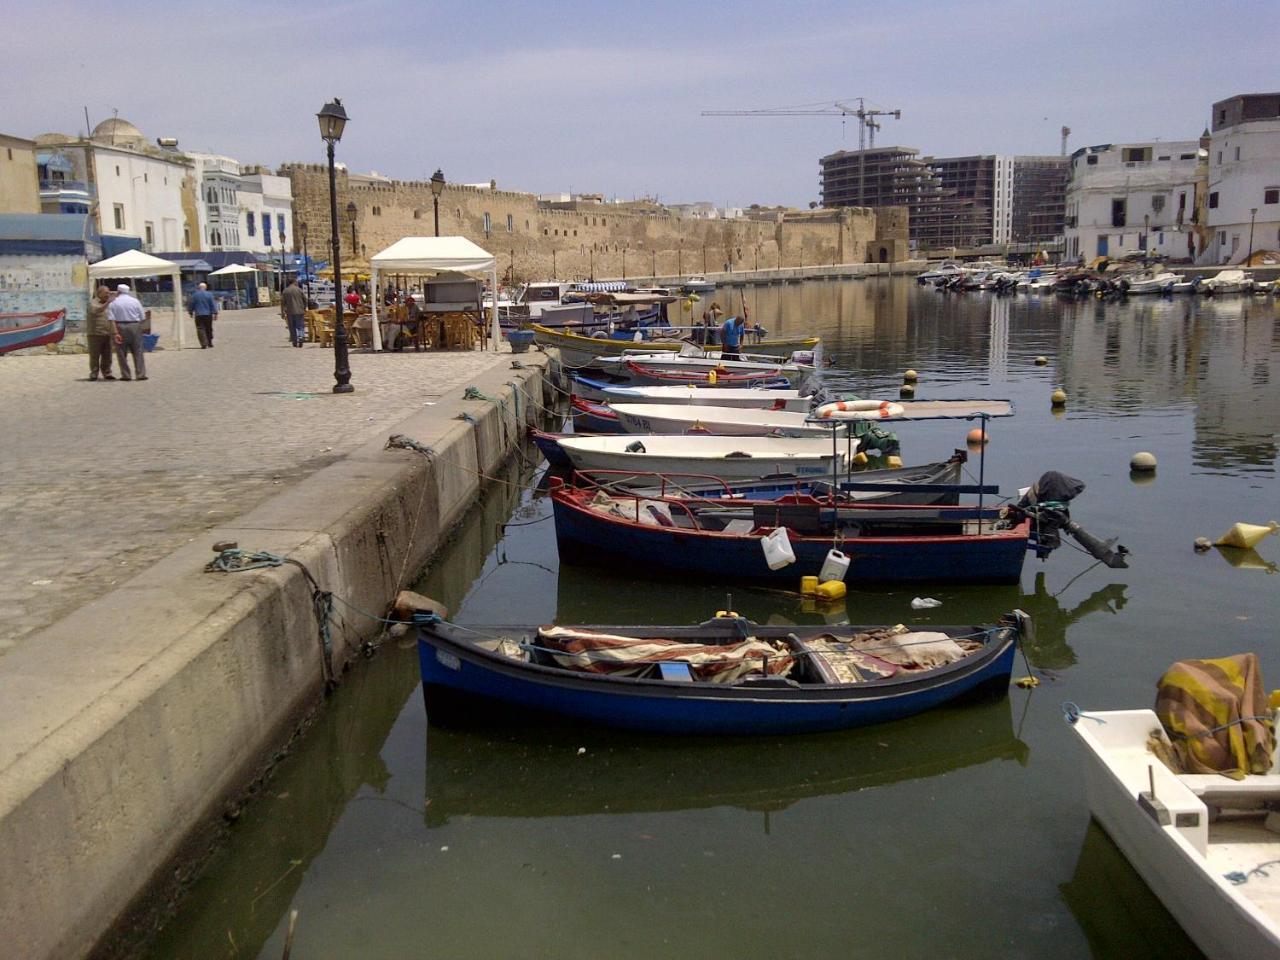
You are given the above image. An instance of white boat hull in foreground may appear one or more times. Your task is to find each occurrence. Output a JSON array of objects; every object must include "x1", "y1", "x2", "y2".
[
  {"x1": 1072, "y1": 708, "x2": 1280, "y2": 960},
  {"x1": 555, "y1": 434, "x2": 850, "y2": 481}
]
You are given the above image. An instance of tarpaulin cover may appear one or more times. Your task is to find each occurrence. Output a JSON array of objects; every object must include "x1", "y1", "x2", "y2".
[{"x1": 1156, "y1": 653, "x2": 1275, "y2": 779}]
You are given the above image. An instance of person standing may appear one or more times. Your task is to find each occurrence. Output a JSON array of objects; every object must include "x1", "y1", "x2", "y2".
[
  {"x1": 85, "y1": 285, "x2": 115, "y2": 380},
  {"x1": 281, "y1": 278, "x2": 307, "y2": 348},
  {"x1": 109, "y1": 283, "x2": 148, "y2": 380},
  {"x1": 188, "y1": 281, "x2": 219, "y2": 349},
  {"x1": 719, "y1": 314, "x2": 746, "y2": 361}
]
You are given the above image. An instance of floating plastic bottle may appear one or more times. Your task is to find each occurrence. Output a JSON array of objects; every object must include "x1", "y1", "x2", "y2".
[{"x1": 1215, "y1": 521, "x2": 1279, "y2": 550}]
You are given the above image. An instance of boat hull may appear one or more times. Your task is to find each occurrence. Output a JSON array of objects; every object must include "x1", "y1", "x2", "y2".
[
  {"x1": 533, "y1": 323, "x2": 818, "y2": 367},
  {"x1": 552, "y1": 489, "x2": 1030, "y2": 583},
  {"x1": 418, "y1": 619, "x2": 1020, "y2": 735},
  {"x1": 556, "y1": 436, "x2": 844, "y2": 481},
  {"x1": 0, "y1": 310, "x2": 67, "y2": 356}
]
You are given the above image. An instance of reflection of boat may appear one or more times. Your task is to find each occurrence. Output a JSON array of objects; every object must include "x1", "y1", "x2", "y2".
[
  {"x1": 422, "y1": 693, "x2": 1029, "y2": 826},
  {"x1": 0, "y1": 310, "x2": 66, "y2": 355},
  {"x1": 416, "y1": 611, "x2": 1028, "y2": 735},
  {"x1": 1060, "y1": 821, "x2": 1203, "y2": 959},
  {"x1": 1071, "y1": 702, "x2": 1280, "y2": 959}
]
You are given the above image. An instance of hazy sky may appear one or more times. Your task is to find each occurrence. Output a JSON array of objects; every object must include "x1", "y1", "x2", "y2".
[{"x1": 4, "y1": 0, "x2": 1275, "y2": 206}]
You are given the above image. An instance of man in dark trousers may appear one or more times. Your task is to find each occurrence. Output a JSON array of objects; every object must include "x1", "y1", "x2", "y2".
[
  {"x1": 85, "y1": 285, "x2": 115, "y2": 380},
  {"x1": 187, "y1": 282, "x2": 219, "y2": 349},
  {"x1": 281, "y1": 279, "x2": 307, "y2": 347}
]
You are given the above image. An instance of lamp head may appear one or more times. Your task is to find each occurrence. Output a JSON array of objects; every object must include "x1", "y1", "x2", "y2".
[
  {"x1": 317, "y1": 99, "x2": 349, "y2": 143},
  {"x1": 346, "y1": 201, "x2": 358, "y2": 222},
  {"x1": 430, "y1": 168, "x2": 446, "y2": 198}
]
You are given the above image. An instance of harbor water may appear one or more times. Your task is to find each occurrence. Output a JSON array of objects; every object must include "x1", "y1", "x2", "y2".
[{"x1": 141, "y1": 277, "x2": 1280, "y2": 960}]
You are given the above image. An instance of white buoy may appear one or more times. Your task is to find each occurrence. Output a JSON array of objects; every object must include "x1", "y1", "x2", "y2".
[
  {"x1": 1051, "y1": 388, "x2": 1067, "y2": 407},
  {"x1": 1130, "y1": 451, "x2": 1157, "y2": 472},
  {"x1": 903, "y1": 369, "x2": 918, "y2": 382},
  {"x1": 1034, "y1": 356, "x2": 1049, "y2": 366}
]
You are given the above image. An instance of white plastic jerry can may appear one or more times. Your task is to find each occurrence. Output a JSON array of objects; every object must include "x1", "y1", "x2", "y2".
[
  {"x1": 761, "y1": 527, "x2": 797, "y2": 570},
  {"x1": 819, "y1": 548, "x2": 850, "y2": 582}
]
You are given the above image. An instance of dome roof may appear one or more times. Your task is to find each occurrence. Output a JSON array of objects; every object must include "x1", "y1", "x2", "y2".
[{"x1": 91, "y1": 117, "x2": 145, "y2": 145}]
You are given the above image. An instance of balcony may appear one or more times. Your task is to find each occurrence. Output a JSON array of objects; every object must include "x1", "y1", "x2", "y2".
[{"x1": 39, "y1": 179, "x2": 96, "y2": 201}]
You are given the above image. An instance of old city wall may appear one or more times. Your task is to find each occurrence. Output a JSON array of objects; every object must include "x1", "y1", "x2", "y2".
[{"x1": 282, "y1": 165, "x2": 894, "y2": 282}]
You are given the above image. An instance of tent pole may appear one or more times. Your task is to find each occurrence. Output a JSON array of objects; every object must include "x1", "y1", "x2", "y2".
[
  {"x1": 371, "y1": 268, "x2": 382, "y2": 351},
  {"x1": 173, "y1": 269, "x2": 184, "y2": 349},
  {"x1": 490, "y1": 264, "x2": 500, "y2": 351}
]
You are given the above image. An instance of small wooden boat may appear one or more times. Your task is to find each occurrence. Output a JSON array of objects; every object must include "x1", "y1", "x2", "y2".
[
  {"x1": 610, "y1": 399, "x2": 1014, "y2": 437},
  {"x1": 552, "y1": 434, "x2": 849, "y2": 481},
  {"x1": 0, "y1": 310, "x2": 66, "y2": 356},
  {"x1": 570, "y1": 374, "x2": 809, "y2": 410},
  {"x1": 532, "y1": 323, "x2": 819, "y2": 367},
  {"x1": 551, "y1": 475, "x2": 1031, "y2": 583},
  {"x1": 1071, "y1": 691, "x2": 1280, "y2": 958},
  {"x1": 416, "y1": 611, "x2": 1030, "y2": 735}
]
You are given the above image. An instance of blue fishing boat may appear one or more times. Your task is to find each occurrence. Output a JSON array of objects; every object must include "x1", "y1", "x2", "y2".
[
  {"x1": 0, "y1": 310, "x2": 66, "y2": 355},
  {"x1": 416, "y1": 611, "x2": 1029, "y2": 735}
]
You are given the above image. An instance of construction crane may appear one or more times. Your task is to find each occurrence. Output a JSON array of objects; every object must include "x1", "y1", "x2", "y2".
[{"x1": 701, "y1": 98, "x2": 902, "y2": 206}]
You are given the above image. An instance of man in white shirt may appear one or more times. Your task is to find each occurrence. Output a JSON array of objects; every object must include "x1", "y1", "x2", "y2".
[{"x1": 107, "y1": 284, "x2": 148, "y2": 380}]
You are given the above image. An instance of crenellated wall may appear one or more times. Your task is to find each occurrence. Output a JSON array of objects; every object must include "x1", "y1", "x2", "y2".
[{"x1": 281, "y1": 164, "x2": 903, "y2": 282}]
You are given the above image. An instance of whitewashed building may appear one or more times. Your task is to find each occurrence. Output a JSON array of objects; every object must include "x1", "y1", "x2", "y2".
[
  {"x1": 1064, "y1": 140, "x2": 1203, "y2": 262},
  {"x1": 1203, "y1": 92, "x2": 1280, "y2": 264},
  {"x1": 238, "y1": 167, "x2": 294, "y2": 256},
  {"x1": 187, "y1": 155, "x2": 293, "y2": 255},
  {"x1": 35, "y1": 119, "x2": 195, "y2": 252}
]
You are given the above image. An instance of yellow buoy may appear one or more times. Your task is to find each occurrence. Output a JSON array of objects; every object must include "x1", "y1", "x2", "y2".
[
  {"x1": 1215, "y1": 521, "x2": 1279, "y2": 550},
  {"x1": 966, "y1": 427, "x2": 988, "y2": 445},
  {"x1": 886, "y1": 455, "x2": 903, "y2": 469},
  {"x1": 903, "y1": 369, "x2": 918, "y2": 382},
  {"x1": 800, "y1": 576, "x2": 819, "y2": 597},
  {"x1": 815, "y1": 580, "x2": 847, "y2": 601},
  {"x1": 851, "y1": 451, "x2": 868, "y2": 466},
  {"x1": 1130, "y1": 451, "x2": 1157, "y2": 472},
  {"x1": 1034, "y1": 356, "x2": 1049, "y2": 366},
  {"x1": 1051, "y1": 388, "x2": 1067, "y2": 406},
  {"x1": 899, "y1": 384, "x2": 915, "y2": 398}
]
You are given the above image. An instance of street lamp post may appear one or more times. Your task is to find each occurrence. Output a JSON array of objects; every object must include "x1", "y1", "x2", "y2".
[
  {"x1": 677, "y1": 241, "x2": 682, "y2": 276},
  {"x1": 346, "y1": 201, "x2": 358, "y2": 260},
  {"x1": 622, "y1": 246, "x2": 627, "y2": 280},
  {"x1": 1247, "y1": 207, "x2": 1258, "y2": 265},
  {"x1": 589, "y1": 245, "x2": 594, "y2": 281},
  {"x1": 318, "y1": 98, "x2": 353, "y2": 394},
  {"x1": 430, "y1": 169, "x2": 445, "y2": 237},
  {"x1": 299, "y1": 222, "x2": 311, "y2": 304}
]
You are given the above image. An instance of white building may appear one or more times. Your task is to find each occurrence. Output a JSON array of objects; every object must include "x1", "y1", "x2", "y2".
[
  {"x1": 187, "y1": 152, "x2": 243, "y2": 251},
  {"x1": 1203, "y1": 92, "x2": 1280, "y2": 265},
  {"x1": 187, "y1": 155, "x2": 293, "y2": 255},
  {"x1": 35, "y1": 118, "x2": 195, "y2": 252},
  {"x1": 238, "y1": 167, "x2": 294, "y2": 256},
  {"x1": 1064, "y1": 140, "x2": 1203, "y2": 262}
]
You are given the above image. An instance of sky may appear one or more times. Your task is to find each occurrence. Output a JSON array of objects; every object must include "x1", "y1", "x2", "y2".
[{"x1": 3, "y1": 0, "x2": 1276, "y2": 207}]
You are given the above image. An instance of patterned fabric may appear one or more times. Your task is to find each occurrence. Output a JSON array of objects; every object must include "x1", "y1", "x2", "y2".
[
  {"x1": 1155, "y1": 653, "x2": 1275, "y2": 779},
  {"x1": 537, "y1": 627, "x2": 793, "y2": 683}
]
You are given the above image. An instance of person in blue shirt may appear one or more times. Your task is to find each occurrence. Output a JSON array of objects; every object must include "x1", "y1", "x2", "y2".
[
  {"x1": 187, "y1": 282, "x2": 219, "y2": 349},
  {"x1": 719, "y1": 314, "x2": 746, "y2": 361}
]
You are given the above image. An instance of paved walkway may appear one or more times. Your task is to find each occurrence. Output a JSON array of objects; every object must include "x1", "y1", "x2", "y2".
[{"x1": 0, "y1": 308, "x2": 514, "y2": 656}]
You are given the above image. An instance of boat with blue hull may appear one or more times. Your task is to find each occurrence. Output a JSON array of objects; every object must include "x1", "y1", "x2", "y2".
[{"x1": 416, "y1": 612, "x2": 1029, "y2": 735}]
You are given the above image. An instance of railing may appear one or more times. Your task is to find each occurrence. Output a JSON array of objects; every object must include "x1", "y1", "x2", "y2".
[{"x1": 38, "y1": 179, "x2": 95, "y2": 198}]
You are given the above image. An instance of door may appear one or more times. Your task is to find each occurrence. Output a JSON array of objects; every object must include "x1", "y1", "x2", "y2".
[{"x1": 1096, "y1": 235, "x2": 1108, "y2": 257}]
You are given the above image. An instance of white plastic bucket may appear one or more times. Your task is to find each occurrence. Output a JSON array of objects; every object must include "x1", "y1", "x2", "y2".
[
  {"x1": 819, "y1": 548, "x2": 850, "y2": 582},
  {"x1": 761, "y1": 527, "x2": 796, "y2": 570}
]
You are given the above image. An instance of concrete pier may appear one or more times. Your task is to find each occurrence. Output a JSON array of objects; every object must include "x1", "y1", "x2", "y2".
[{"x1": 0, "y1": 308, "x2": 552, "y2": 959}]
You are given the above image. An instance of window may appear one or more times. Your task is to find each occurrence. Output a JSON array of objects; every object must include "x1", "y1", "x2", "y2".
[
  {"x1": 1086, "y1": 155, "x2": 1098, "y2": 166},
  {"x1": 1151, "y1": 194, "x2": 1165, "y2": 213},
  {"x1": 277, "y1": 213, "x2": 285, "y2": 239},
  {"x1": 483, "y1": 212, "x2": 491, "y2": 234},
  {"x1": 5, "y1": 148, "x2": 10, "y2": 160},
  {"x1": 1180, "y1": 153, "x2": 1195, "y2": 160},
  {"x1": 1216, "y1": 152, "x2": 1222, "y2": 165},
  {"x1": 1235, "y1": 147, "x2": 1241, "y2": 162},
  {"x1": 1178, "y1": 192, "x2": 1187, "y2": 212},
  {"x1": 1110, "y1": 198, "x2": 1127, "y2": 227},
  {"x1": 601, "y1": 218, "x2": 606, "y2": 226},
  {"x1": 115, "y1": 165, "x2": 120, "y2": 176},
  {"x1": 262, "y1": 212, "x2": 271, "y2": 246},
  {"x1": 1122, "y1": 147, "x2": 1151, "y2": 163},
  {"x1": 1219, "y1": 231, "x2": 1227, "y2": 245},
  {"x1": 543, "y1": 228, "x2": 548, "y2": 235},
  {"x1": 183, "y1": 226, "x2": 190, "y2": 248},
  {"x1": 143, "y1": 173, "x2": 148, "y2": 183},
  {"x1": 414, "y1": 209, "x2": 421, "y2": 219},
  {"x1": 506, "y1": 214, "x2": 513, "y2": 232},
  {"x1": 1266, "y1": 188, "x2": 1279, "y2": 205},
  {"x1": 1157, "y1": 155, "x2": 1170, "y2": 161},
  {"x1": 246, "y1": 213, "x2": 255, "y2": 236},
  {"x1": 144, "y1": 222, "x2": 154, "y2": 246},
  {"x1": 1218, "y1": 108, "x2": 1226, "y2": 124},
  {"x1": 113, "y1": 203, "x2": 125, "y2": 229},
  {"x1": 1209, "y1": 192, "x2": 1219, "y2": 209}
]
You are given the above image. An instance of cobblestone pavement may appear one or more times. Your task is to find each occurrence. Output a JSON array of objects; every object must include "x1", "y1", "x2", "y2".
[{"x1": 0, "y1": 308, "x2": 517, "y2": 656}]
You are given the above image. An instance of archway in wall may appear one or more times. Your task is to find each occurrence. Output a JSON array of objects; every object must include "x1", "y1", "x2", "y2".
[{"x1": 878, "y1": 245, "x2": 889, "y2": 263}]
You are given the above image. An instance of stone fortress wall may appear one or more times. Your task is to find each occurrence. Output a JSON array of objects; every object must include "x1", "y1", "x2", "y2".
[{"x1": 281, "y1": 164, "x2": 907, "y2": 282}]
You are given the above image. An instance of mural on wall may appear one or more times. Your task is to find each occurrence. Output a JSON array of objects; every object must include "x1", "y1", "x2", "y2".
[{"x1": 0, "y1": 255, "x2": 91, "y2": 349}]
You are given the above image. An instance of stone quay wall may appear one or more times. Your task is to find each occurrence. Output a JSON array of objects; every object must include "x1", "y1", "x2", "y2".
[{"x1": 281, "y1": 164, "x2": 907, "y2": 282}]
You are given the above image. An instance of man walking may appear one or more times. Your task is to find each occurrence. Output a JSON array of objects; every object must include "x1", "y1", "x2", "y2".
[
  {"x1": 281, "y1": 278, "x2": 308, "y2": 347},
  {"x1": 85, "y1": 285, "x2": 115, "y2": 380},
  {"x1": 188, "y1": 282, "x2": 219, "y2": 349},
  {"x1": 109, "y1": 283, "x2": 148, "y2": 380}
]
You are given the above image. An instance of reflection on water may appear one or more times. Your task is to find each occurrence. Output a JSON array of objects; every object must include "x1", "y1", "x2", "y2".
[{"x1": 134, "y1": 277, "x2": 1280, "y2": 960}]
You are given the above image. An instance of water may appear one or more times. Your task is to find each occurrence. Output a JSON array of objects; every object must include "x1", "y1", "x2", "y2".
[{"x1": 141, "y1": 278, "x2": 1279, "y2": 960}]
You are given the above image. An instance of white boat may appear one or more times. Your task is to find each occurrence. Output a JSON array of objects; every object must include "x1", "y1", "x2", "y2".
[
  {"x1": 1072, "y1": 708, "x2": 1280, "y2": 960},
  {"x1": 1202, "y1": 269, "x2": 1249, "y2": 295},
  {"x1": 554, "y1": 434, "x2": 850, "y2": 481},
  {"x1": 681, "y1": 276, "x2": 716, "y2": 293},
  {"x1": 1127, "y1": 272, "x2": 1179, "y2": 295},
  {"x1": 611, "y1": 399, "x2": 1016, "y2": 437},
  {"x1": 571, "y1": 378, "x2": 812, "y2": 411},
  {"x1": 1172, "y1": 276, "x2": 1204, "y2": 294}
]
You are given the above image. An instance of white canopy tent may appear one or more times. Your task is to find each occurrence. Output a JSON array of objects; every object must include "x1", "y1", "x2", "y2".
[
  {"x1": 368, "y1": 237, "x2": 500, "y2": 352},
  {"x1": 208, "y1": 262, "x2": 262, "y2": 309},
  {"x1": 88, "y1": 249, "x2": 185, "y2": 349}
]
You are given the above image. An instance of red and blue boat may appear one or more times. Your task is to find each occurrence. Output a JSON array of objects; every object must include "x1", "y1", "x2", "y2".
[
  {"x1": 0, "y1": 310, "x2": 66, "y2": 355},
  {"x1": 416, "y1": 611, "x2": 1030, "y2": 735}
]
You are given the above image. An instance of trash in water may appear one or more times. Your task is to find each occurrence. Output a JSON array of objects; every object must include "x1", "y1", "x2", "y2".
[{"x1": 911, "y1": 597, "x2": 942, "y2": 609}]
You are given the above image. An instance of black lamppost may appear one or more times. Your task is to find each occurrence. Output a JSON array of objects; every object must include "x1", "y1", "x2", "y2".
[
  {"x1": 1247, "y1": 207, "x2": 1258, "y2": 265},
  {"x1": 345, "y1": 201, "x2": 358, "y2": 258},
  {"x1": 430, "y1": 168, "x2": 445, "y2": 237},
  {"x1": 299, "y1": 221, "x2": 311, "y2": 303},
  {"x1": 318, "y1": 98, "x2": 353, "y2": 394},
  {"x1": 678, "y1": 241, "x2": 682, "y2": 276}
]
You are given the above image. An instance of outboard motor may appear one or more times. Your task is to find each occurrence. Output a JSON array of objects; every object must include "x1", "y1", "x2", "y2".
[{"x1": 1009, "y1": 471, "x2": 1130, "y2": 568}]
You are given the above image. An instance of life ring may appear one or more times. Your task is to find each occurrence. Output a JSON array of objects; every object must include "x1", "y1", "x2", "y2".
[{"x1": 814, "y1": 399, "x2": 905, "y2": 420}]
